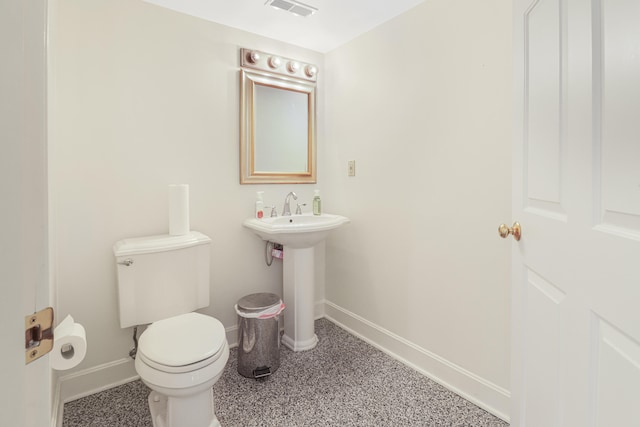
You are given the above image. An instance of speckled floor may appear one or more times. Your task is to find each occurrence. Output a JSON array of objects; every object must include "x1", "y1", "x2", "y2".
[{"x1": 63, "y1": 319, "x2": 508, "y2": 426}]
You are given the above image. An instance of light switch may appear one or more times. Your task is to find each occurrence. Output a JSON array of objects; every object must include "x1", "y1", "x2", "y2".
[{"x1": 348, "y1": 160, "x2": 356, "y2": 177}]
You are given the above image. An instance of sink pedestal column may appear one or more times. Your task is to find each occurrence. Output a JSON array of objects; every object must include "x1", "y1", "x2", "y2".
[{"x1": 281, "y1": 246, "x2": 318, "y2": 351}]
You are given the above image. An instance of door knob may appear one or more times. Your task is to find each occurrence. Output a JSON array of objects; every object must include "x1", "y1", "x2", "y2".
[{"x1": 498, "y1": 222, "x2": 521, "y2": 241}]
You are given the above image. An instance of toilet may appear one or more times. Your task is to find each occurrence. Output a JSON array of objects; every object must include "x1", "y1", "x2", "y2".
[{"x1": 114, "y1": 231, "x2": 229, "y2": 427}]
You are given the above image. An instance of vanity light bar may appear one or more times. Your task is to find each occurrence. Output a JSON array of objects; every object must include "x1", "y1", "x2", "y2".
[
  {"x1": 240, "y1": 48, "x2": 318, "y2": 82},
  {"x1": 265, "y1": 0, "x2": 318, "y2": 17}
]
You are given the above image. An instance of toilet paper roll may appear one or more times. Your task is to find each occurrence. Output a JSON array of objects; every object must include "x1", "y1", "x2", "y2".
[
  {"x1": 51, "y1": 315, "x2": 87, "y2": 371},
  {"x1": 169, "y1": 184, "x2": 190, "y2": 236}
]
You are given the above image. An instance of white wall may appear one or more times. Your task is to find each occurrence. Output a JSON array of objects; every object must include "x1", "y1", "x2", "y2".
[
  {"x1": 48, "y1": 0, "x2": 324, "y2": 375},
  {"x1": 323, "y1": 0, "x2": 512, "y2": 416},
  {"x1": 49, "y1": 0, "x2": 513, "y2": 419}
]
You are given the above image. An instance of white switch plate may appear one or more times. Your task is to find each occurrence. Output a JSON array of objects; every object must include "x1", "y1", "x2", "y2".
[{"x1": 348, "y1": 160, "x2": 356, "y2": 176}]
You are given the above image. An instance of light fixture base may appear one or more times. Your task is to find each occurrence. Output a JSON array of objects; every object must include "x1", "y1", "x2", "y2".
[{"x1": 240, "y1": 48, "x2": 318, "y2": 82}]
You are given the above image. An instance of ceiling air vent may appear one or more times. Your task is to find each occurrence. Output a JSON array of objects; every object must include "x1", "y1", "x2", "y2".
[{"x1": 265, "y1": 0, "x2": 318, "y2": 17}]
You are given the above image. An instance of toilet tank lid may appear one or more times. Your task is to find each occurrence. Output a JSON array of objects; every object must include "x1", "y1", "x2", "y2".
[{"x1": 113, "y1": 231, "x2": 211, "y2": 257}]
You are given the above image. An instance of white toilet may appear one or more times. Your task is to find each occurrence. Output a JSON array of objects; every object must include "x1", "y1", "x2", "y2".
[{"x1": 114, "y1": 231, "x2": 229, "y2": 427}]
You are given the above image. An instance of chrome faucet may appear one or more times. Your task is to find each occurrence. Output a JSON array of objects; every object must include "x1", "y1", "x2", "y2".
[{"x1": 282, "y1": 191, "x2": 298, "y2": 216}]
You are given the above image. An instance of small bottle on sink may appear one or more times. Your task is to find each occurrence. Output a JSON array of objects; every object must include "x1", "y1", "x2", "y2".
[
  {"x1": 312, "y1": 189, "x2": 321, "y2": 216},
  {"x1": 255, "y1": 191, "x2": 264, "y2": 219}
]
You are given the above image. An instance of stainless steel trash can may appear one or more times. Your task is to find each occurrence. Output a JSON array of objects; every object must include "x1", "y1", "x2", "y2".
[{"x1": 235, "y1": 293, "x2": 285, "y2": 379}]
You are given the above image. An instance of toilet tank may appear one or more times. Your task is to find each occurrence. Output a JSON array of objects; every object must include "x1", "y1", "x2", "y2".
[{"x1": 113, "y1": 231, "x2": 212, "y2": 328}]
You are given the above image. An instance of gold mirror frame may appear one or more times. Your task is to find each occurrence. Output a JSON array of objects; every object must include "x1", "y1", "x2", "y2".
[{"x1": 240, "y1": 49, "x2": 317, "y2": 184}]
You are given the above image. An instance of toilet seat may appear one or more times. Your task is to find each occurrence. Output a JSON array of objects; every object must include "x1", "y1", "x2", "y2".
[
  {"x1": 138, "y1": 312, "x2": 226, "y2": 374},
  {"x1": 136, "y1": 340, "x2": 229, "y2": 394}
]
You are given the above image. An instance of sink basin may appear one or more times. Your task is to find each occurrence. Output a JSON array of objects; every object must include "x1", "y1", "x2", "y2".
[{"x1": 243, "y1": 213, "x2": 350, "y2": 248}]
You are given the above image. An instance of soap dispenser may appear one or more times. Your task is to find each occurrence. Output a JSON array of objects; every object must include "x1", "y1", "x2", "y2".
[
  {"x1": 312, "y1": 189, "x2": 322, "y2": 216},
  {"x1": 255, "y1": 191, "x2": 265, "y2": 219}
]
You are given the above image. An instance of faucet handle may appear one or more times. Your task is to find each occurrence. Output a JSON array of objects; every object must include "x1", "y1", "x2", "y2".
[
  {"x1": 295, "y1": 203, "x2": 307, "y2": 215},
  {"x1": 266, "y1": 206, "x2": 278, "y2": 217}
]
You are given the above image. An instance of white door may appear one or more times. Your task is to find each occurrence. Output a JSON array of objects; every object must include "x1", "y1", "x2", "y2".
[
  {"x1": 511, "y1": 0, "x2": 640, "y2": 425},
  {"x1": 0, "y1": 0, "x2": 51, "y2": 426}
]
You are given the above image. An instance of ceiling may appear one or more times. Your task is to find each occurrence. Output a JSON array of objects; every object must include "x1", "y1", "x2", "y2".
[{"x1": 142, "y1": 0, "x2": 426, "y2": 53}]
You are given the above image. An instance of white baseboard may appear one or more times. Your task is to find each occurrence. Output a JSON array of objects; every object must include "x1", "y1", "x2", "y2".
[
  {"x1": 226, "y1": 324, "x2": 239, "y2": 349},
  {"x1": 53, "y1": 357, "x2": 139, "y2": 426},
  {"x1": 315, "y1": 299, "x2": 325, "y2": 320},
  {"x1": 323, "y1": 300, "x2": 510, "y2": 423}
]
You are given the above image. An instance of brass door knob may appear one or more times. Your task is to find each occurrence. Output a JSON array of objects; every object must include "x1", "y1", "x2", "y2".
[{"x1": 498, "y1": 222, "x2": 521, "y2": 241}]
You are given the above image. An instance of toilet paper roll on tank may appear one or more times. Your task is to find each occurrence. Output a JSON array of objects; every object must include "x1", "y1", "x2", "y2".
[
  {"x1": 169, "y1": 184, "x2": 190, "y2": 236},
  {"x1": 51, "y1": 315, "x2": 87, "y2": 370}
]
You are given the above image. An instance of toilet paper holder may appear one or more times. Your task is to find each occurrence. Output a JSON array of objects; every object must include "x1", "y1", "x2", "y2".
[{"x1": 25, "y1": 307, "x2": 54, "y2": 364}]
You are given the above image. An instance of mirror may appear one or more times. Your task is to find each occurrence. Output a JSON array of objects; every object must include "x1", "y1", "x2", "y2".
[{"x1": 240, "y1": 49, "x2": 317, "y2": 184}]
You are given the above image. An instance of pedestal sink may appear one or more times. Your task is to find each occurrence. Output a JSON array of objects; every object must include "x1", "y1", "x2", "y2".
[{"x1": 243, "y1": 213, "x2": 350, "y2": 351}]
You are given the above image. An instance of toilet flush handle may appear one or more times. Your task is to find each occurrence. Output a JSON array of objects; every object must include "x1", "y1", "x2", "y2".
[{"x1": 118, "y1": 258, "x2": 134, "y2": 266}]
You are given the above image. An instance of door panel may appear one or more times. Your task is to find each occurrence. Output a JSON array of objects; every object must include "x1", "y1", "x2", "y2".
[
  {"x1": 597, "y1": 0, "x2": 640, "y2": 235},
  {"x1": 523, "y1": 269, "x2": 565, "y2": 427},
  {"x1": 593, "y1": 317, "x2": 640, "y2": 426},
  {"x1": 524, "y1": 0, "x2": 566, "y2": 220},
  {"x1": 513, "y1": 0, "x2": 640, "y2": 425}
]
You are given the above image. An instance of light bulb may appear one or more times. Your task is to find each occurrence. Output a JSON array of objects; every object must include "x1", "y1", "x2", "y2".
[
  {"x1": 287, "y1": 61, "x2": 300, "y2": 73},
  {"x1": 304, "y1": 65, "x2": 317, "y2": 78},
  {"x1": 268, "y1": 56, "x2": 282, "y2": 69},
  {"x1": 247, "y1": 51, "x2": 260, "y2": 64}
]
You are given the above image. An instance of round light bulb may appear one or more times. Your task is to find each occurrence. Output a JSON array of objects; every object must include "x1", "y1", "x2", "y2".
[
  {"x1": 268, "y1": 56, "x2": 282, "y2": 69},
  {"x1": 287, "y1": 61, "x2": 300, "y2": 73},
  {"x1": 247, "y1": 51, "x2": 260, "y2": 64},
  {"x1": 304, "y1": 65, "x2": 317, "y2": 78}
]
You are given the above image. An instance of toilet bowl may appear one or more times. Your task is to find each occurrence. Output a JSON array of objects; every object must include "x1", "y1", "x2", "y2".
[{"x1": 136, "y1": 312, "x2": 229, "y2": 427}]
